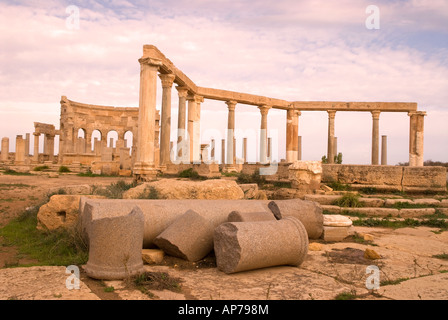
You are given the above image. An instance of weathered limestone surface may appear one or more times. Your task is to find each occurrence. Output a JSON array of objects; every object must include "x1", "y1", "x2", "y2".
[
  {"x1": 123, "y1": 179, "x2": 244, "y2": 200},
  {"x1": 288, "y1": 160, "x2": 322, "y2": 191},
  {"x1": 85, "y1": 206, "x2": 144, "y2": 280},
  {"x1": 141, "y1": 249, "x2": 165, "y2": 265},
  {"x1": 37, "y1": 194, "x2": 105, "y2": 231},
  {"x1": 214, "y1": 217, "x2": 309, "y2": 274},
  {"x1": 154, "y1": 209, "x2": 215, "y2": 262},
  {"x1": 227, "y1": 210, "x2": 276, "y2": 222},
  {"x1": 402, "y1": 166, "x2": 447, "y2": 191},
  {"x1": 79, "y1": 198, "x2": 324, "y2": 248},
  {"x1": 322, "y1": 226, "x2": 354, "y2": 242}
]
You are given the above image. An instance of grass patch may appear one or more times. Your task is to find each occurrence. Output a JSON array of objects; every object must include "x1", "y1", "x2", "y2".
[
  {"x1": 432, "y1": 253, "x2": 448, "y2": 260},
  {"x1": 221, "y1": 171, "x2": 239, "y2": 177},
  {"x1": 272, "y1": 181, "x2": 292, "y2": 189},
  {"x1": 58, "y1": 166, "x2": 71, "y2": 173},
  {"x1": 333, "y1": 193, "x2": 364, "y2": 208},
  {"x1": 178, "y1": 168, "x2": 207, "y2": 180},
  {"x1": 92, "y1": 180, "x2": 137, "y2": 199},
  {"x1": 3, "y1": 169, "x2": 32, "y2": 176},
  {"x1": 391, "y1": 202, "x2": 435, "y2": 209},
  {"x1": 359, "y1": 187, "x2": 377, "y2": 195},
  {"x1": 353, "y1": 217, "x2": 448, "y2": 230},
  {"x1": 0, "y1": 205, "x2": 88, "y2": 266},
  {"x1": 138, "y1": 186, "x2": 159, "y2": 199},
  {"x1": 334, "y1": 291, "x2": 357, "y2": 300},
  {"x1": 77, "y1": 170, "x2": 117, "y2": 177},
  {"x1": 103, "y1": 286, "x2": 115, "y2": 293},
  {"x1": 0, "y1": 183, "x2": 34, "y2": 190},
  {"x1": 327, "y1": 181, "x2": 351, "y2": 191},
  {"x1": 236, "y1": 171, "x2": 267, "y2": 186},
  {"x1": 33, "y1": 165, "x2": 50, "y2": 172},
  {"x1": 134, "y1": 272, "x2": 182, "y2": 295},
  {"x1": 380, "y1": 277, "x2": 410, "y2": 286}
]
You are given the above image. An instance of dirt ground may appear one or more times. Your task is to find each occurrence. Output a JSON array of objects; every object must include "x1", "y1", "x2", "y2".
[{"x1": 0, "y1": 173, "x2": 447, "y2": 301}]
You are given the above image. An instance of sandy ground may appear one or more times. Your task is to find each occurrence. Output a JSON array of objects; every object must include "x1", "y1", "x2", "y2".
[{"x1": 0, "y1": 173, "x2": 447, "y2": 301}]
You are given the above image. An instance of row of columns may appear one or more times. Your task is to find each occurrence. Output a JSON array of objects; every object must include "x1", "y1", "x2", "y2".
[
  {"x1": 325, "y1": 110, "x2": 425, "y2": 166},
  {"x1": 134, "y1": 56, "x2": 426, "y2": 180}
]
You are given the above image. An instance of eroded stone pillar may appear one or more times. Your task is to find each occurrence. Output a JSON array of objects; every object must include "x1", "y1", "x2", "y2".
[
  {"x1": 286, "y1": 109, "x2": 300, "y2": 163},
  {"x1": 258, "y1": 105, "x2": 271, "y2": 164},
  {"x1": 327, "y1": 110, "x2": 336, "y2": 164},
  {"x1": 371, "y1": 110, "x2": 381, "y2": 165},
  {"x1": 133, "y1": 56, "x2": 162, "y2": 179},
  {"x1": 158, "y1": 73, "x2": 176, "y2": 167},
  {"x1": 187, "y1": 95, "x2": 204, "y2": 163},
  {"x1": 210, "y1": 139, "x2": 215, "y2": 162},
  {"x1": 381, "y1": 135, "x2": 387, "y2": 165},
  {"x1": 176, "y1": 86, "x2": 188, "y2": 161},
  {"x1": 225, "y1": 100, "x2": 237, "y2": 170},
  {"x1": 1, "y1": 137, "x2": 9, "y2": 162},
  {"x1": 243, "y1": 138, "x2": 247, "y2": 163},
  {"x1": 15, "y1": 135, "x2": 25, "y2": 164},
  {"x1": 298, "y1": 136, "x2": 302, "y2": 161},
  {"x1": 25, "y1": 133, "x2": 30, "y2": 157},
  {"x1": 409, "y1": 111, "x2": 426, "y2": 167},
  {"x1": 221, "y1": 139, "x2": 225, "y2": 165}
]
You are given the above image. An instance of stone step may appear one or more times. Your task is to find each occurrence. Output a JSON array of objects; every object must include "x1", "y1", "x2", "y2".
[
  {"x1": 321, "y1": 205, "x2": 446, "y2": 218},
  {"x1": 305, "y1": 194, "x2": 448, "y2": 208}
]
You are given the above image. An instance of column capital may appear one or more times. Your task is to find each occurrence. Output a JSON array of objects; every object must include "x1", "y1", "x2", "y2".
[
  {"x1": 138, "y1": 57, "x2": 163, "y2": 68},
  {"x1": 371, "y1": 110, "x2": 381, "y2": 120},
  {"x1": 176, "y1": 86, "x2": 189, "y2": 98},
  {"x1": 158, "y1": 73, "x2": 176, "y2": 88},
  {"x1": 33, "y1": 132, "x2": 40, "y2": 137},
  {"x1": 187, "y1": 94, "x2": 204, "y2": 104},
  {"x1": 258, "y1": 105, "x2": 271, "y2": 115},
  {"x1": 327, "y1": 110, "x2": 337, "y2": 119},
  {"x1": 226, "y1": 100, "x2": 237, "y2": 111},
  {"x1": 408, "y1": 111, "x2": 427, "y2": 117},
  {"x1": 294, "y1": 110, "x2": 302, "y2": 117}
]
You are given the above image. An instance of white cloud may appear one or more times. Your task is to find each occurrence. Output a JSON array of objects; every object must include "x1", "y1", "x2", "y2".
[{"x1": 0, "y1": 1, "x2": 447, "y2": 164}]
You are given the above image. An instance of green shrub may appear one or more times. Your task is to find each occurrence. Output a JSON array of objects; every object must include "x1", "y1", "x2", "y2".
[
  {"x1": 92, "y1": 180, "x2": 137, "y2": 199},
  {"x1": 33, "y1": 165, "x2": 50, "y2": 171},
  {"x1": 333, "y1": 193, "x2": 363, "y2": 208},
  {"x1": 327, "y1": 181, "x2": 351, "y2": 191},
  {"x1": 58, "y1": 166, "x2": 71, "y2": 173},
  {"x1": 178, "y1": 168, "x2": 206, "y2": 180},
  {"x1": 3, "y1": 169, "x2": 33, "y2": 176}
]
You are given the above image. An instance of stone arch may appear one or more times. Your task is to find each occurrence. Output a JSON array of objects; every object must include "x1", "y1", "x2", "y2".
[
  {"x1": 77, "y1": 128, "x2": 86, "y2": 139},
  {"x1": 107, "y1": 130, "x2": 119, "y2": 148},
  {"x1": 91, "y1": 129, "x2": 102, "y2": 151}
]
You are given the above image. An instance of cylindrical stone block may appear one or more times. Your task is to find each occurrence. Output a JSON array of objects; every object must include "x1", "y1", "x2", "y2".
[
  {"x1": 84, "y1": 206, "x2": 144, "y2": 280},
  {"x1": 153, "y1": 209, "x2": 214, "y2": 262},
  {"x1": 80, "y1": 198, "x2": 324, "y2": 249},
  {"x1": 271, "y1": 199, "x2": 323, "y2": 239},
  {"x1": 214, "y1": 217, "x2": 309, "y2": 274},
  {"x1": 1, "y1": 137, "x2": 9, "y2": 162},
  {"x1": 227, "y1": 210, "x2": 276, "y2": 222}
]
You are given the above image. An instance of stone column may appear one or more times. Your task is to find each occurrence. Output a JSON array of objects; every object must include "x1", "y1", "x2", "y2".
[
  {"x1": 187, "y1": 95, "x2": 204, "y2": 163},
  {"x1": 267, "y1": 137, "x2": 272, "y2": 161},
  {"x1": 408, "y1": 111, "x2": 426, "y2": 167},
  {"x1": 286, "y1": 109, "x2": 294, "y2": 163},
  {"x1": 333, "y1": 137, "x2": 338, "y2": 160},
  {"x1": 327, "y1": 110, "x2": 337, "y2": 164},
  {"x1": 158, "y1": 73, "x2": 176, "y2": 168},
  {"x1": 225, "y1": 100, "x2": 237, "y2": 170},
  {"x1": 44, "y1": 134, "x2": 55, "y2": 162},
  {"x1": 133, "y1": 56, "x2": 162, "y2": 179},
  {"x1": 25, "y1": 133, "x2": 30, "y2": 157},
  {"x1": 293, "y1": 111, "x2": 300, "y2": 161},
  {"x1": 381, "y1": 135, "x2": 387, "y2": 165},
  {"x1": 210, "y1": 139, "x2": 215, "y2": 162},
  {"x1": 258, "y1": 105, "x2": 271, "y2": 164},
  {"x1": 32, "y1": 133, "x2": 40, "y2": 162},
  {"x1": 298, "y1": 136, "x2": 302, "y2": 161},
  {"x1": 176, "y1": 86, "x2": 188, "y2": 160},
  {"x1": 243, "y1": 138, "x2": 247, "y2": 163},
  {"x1": 1, "y1": 137, "x2": 9, "y2": 162},
  {"x1": 15, "y1": 135, "x2": 25, "y2": 164},
  {"x1": 221, "y1": 139, "x2": 225, "y2": 165},
  {"x1": 371, "y1": 110, "x2": 381, "y2": 165}
]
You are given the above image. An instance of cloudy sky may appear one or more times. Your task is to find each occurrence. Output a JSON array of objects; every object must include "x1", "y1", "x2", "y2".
[{"x1": 1, "y1": 0, "x2": 447, "y2": 164}]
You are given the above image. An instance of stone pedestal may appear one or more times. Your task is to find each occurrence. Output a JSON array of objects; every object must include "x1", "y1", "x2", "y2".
[
  {"x1": 214, "y1": 217, "x2": 309, "y2": 274},
  {"x1": 322, "y1": 214, "x2": 354, "y2": 242},
  {"x1": 84, "y1": 206, "x2": 144, "y2": 280},
  {"x1": 288, "y1": 160, "x2": 322, "y2": 192}
]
